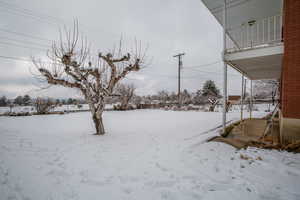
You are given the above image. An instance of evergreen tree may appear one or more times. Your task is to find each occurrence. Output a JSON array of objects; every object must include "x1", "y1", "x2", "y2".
[
  {"x1": 67, "y1": 98, "x2": 74, "y2": 104},
  {"x1": 23, "y1": 95, "x2": 31, "y2": 106},
  {"x1": 201, "y1": 80, "x2": 221, "y2": 111},
  {"x1": 202, "y1": 80, "x2": 220, "y2": 97},
  {"x1": 14, "y1": 96, "x2": 23, "y2": 105},
  {"x1": 0, "y1": 96, "x2": 7, "y2": 106}
]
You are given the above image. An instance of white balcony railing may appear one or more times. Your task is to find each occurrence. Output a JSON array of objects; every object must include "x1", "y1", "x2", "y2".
[{"x1": 226, "y1": 14, "x2": 283, "y2": 53}]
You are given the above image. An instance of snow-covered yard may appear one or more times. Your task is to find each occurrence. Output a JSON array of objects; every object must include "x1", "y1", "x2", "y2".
[{"x1": 0, "y1": 110, "x2": 299, "y2": 200}]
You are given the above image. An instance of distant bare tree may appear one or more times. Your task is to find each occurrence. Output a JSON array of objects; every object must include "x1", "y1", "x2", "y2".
[
  {"x1": 181, "y1": 89, "x2": 191, "y2": 105},
  {"x1": 254, "y1": 80, "x2": 279, "y2": 105},
  {"x1": 32, "y1": 21, "x2": 148, "y2": 135},
  {"x1": 168, "y1": 92, "x2": 177, "y2": 103},
  {"x1": 116, "y1": 84, "x2": 135, "y2": 110},
  {"x1": 192, "y1": 90, "x2": 205, "y2": 105},
  {"x1": 207, "y1": 98, "x2": 219, "y2": 111},
  {"x1": 132, "y1": 95, "x2": 142, "y2": 107},
  {"x1": 157, "y1": 90, "x2": 169, "y2": 104},
  {"x1": 9, "y1": 102, "x2": 14, "y2": 113},
  {"x1": 34, "y1": 98, "x2": 56, "y2": 114}
]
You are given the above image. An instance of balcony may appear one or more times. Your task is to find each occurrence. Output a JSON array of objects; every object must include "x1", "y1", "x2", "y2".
[
  {"x1": 226, "y1": 14, "x2": 283, "y2": 53},
  {"x1": 225, "y1": 14, "x2": 283, "y2": 80},
  {"x1": 201, "y1": 0, "x2": 283, "y2": 80}
]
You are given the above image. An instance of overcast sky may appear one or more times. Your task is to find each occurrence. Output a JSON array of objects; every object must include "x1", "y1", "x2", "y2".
[{"x1": 0, "y1": 0, "x2": 243, "y2": 99}]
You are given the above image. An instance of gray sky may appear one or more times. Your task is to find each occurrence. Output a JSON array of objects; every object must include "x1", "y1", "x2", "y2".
[{"x1": 0, "y1": 0, "x2": 243, "y2": 99}]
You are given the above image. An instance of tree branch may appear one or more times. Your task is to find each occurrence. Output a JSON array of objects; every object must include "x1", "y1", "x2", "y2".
[{"x1": 38, "y1": 68, "x2": 81, "y2": 89}]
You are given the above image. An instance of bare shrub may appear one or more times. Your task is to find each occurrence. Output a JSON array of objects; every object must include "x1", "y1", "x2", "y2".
[
  {"x1": 34, "y1": 98, "x2": 56, "y2": 114},
  {"x1": 115, "y1": 84, "x2": 135, "y2": 110}
]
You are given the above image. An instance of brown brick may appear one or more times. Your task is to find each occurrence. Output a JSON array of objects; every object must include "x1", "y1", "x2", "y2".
[{"x1": 282, "y1": 0, "x2": 300, "y2": 118}]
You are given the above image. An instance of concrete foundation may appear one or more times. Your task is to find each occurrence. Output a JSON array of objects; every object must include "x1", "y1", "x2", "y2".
[{"x1": 280, "y1": 114, "x2": 300, "y2": 144}]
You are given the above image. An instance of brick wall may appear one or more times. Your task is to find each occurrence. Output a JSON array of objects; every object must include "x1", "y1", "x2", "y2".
[{"x1": 281, "y1": 0, "x2": 300, "y2": 118}]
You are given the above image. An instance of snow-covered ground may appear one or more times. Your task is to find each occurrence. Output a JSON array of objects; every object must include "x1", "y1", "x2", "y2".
[
  {"x1": 0, "y1": 110, "x2": 299, "y2": 200},
  {"x1": 0, "y1": 103, "x2": 274, "y2": 115}
]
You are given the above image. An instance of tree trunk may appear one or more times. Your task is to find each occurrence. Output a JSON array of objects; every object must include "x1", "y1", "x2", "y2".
[
  {"x1": 92, "y1": 112, "x2": 105, "y2": 135},
  {"x1": 209, "y1": 104, "x2": 215, "y2": 112},
  {"x1": 120, "y1": 97, "x2": 129, "y2": 110}
]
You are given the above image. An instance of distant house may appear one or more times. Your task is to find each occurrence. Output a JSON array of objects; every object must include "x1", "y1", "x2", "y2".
[{"x1": 228, "y1": 95, "x2": 241, "y2": 105}]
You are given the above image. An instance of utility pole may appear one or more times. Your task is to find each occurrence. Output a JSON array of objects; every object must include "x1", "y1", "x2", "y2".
[
  {"x1": 173, "y1": 53, "x2": 185, "y2": 107},
  {"x1": 222, "y1": 0, "x2": 228, "y2": 135}
]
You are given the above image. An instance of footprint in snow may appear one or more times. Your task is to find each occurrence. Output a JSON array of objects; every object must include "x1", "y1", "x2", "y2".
[
  {"x1": 156, "y1": 163, "x2": 168, "y2": 172},
  {"x1": 122, "y1": 188, "x2": 132, "y2": 194},
  {"x1": 202, "y1": 183, "x2": 229, "y2": 192},
  {"x1": 286, "y1": 169, "x2": 300, "y2": 177},
  {"x1": 190, "y1": 192, "x2": 202, "y2": 200},
  {"x1": 160, "y1": 190, "x2": 174, "y2": 199}
]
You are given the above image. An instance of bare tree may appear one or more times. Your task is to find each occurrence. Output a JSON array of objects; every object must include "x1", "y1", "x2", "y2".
[
  {"x1": 181, "y1": 89, "x2": 191, "y2": 105},
  {"x1": 207, "y1": 98, "x2": 219, "y2": 112},
  {"x1": 157, "y1": 90, "x2": 169, "y2": 104},
  {"x1": 254, "y1": 80, "x2": 279, "y2": 105},
  {"x1": 34, "y1": 97, "x2": 56, "y2": 114},
  {"x1": 191, "y1": 90, "x2": 202, "y2": 105},
  {"x1": 32, "y1": 22, "x2": 147, "y2": 135},
  {"x1": 115, "y1": 83, "x2": 136, "y2": 110},
  {"x1": 132, "y1": 95, "x2": 142, "y2": 107}
]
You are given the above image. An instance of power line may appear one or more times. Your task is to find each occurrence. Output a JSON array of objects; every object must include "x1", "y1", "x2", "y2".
[
  {"x1": 0, "y1": 54, "x2": 241, "y2": 79},
  {"x1": 183, "y1": 67, "x2": 240, "y2": 77},
  {"x1": 0, "y1": 41, "x2": 47, "y2": 51},
  {"x1": 0, "y1": 28, "x2": 53, "y2": 43},
  {"x1": 0, "y1": 55, "x2": 32, "y2": 62},
  {"x1": 0, "y1": 55, "x2": 222, "y2": 80},
  {"x1": 0, "y1": 6, "x2": 59, "y2": 26},
  {"x1": 0, "y1": 55, "x2": 55, "y2": 65},
  {"x1": 184, "y1": 60, "x2": 222, "y2": 69},
  {"x1": 0, "y1": 36, "x2": 51, "y2": 49},
  {"x1": 0, "y1": 0, "x2": 64, "y2": 25},
  {"x1": 0, "y1": 0, "x2": 121, "y2": 39},
  {"x1": 0, "y1": 0, "x2": 63, "y2": 21}
]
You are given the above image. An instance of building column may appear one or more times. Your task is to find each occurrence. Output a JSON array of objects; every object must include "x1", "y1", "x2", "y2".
[
  {"x1": 240, "y1": 74, "x2": 244, "y2": 121},
  {"x1": 222, "y1": 0, "x2": 228, "y2": 135}
]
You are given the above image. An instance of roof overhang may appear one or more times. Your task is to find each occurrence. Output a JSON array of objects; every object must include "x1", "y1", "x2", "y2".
[{"x1": 201, "y1": 0, "x2": 283, "y2": 31}]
